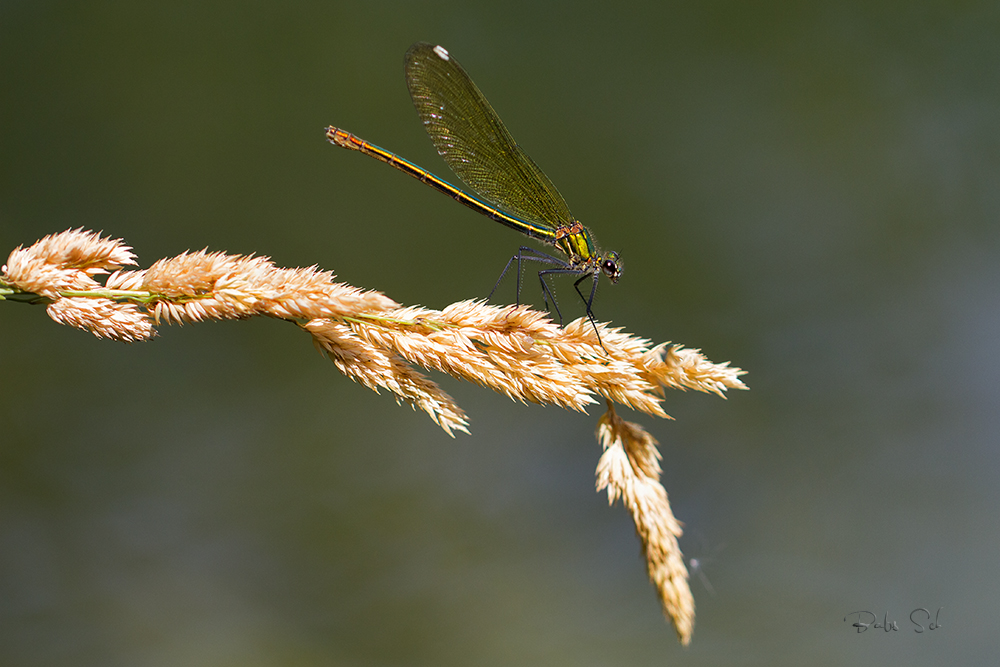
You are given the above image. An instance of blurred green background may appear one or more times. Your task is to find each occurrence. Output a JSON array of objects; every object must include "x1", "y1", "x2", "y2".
[{"x1": 2, "y1": 1, "x2": 998, "y2": 665}]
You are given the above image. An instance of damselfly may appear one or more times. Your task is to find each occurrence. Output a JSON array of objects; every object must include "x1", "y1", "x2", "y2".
[{"x1": 326, "y1": 42, "x2": 621, "y2": 340}]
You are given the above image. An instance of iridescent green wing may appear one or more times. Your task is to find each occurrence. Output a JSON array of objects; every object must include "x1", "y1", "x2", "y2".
[{"x1": 404, "y1": 42, "x2": 574, "y2": 229}]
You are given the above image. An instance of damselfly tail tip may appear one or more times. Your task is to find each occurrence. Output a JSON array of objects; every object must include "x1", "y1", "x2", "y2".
[{"x1": 325, "y1": 126, "x2": 357, "y2": 150}]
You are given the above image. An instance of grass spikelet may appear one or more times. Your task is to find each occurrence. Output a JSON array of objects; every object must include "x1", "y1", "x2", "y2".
[
  {"x1": 2, "y1": 228, "x2": 136, "y2": 298},
  {"x1": 46, "y1": 296, "x2": 154, "y2": 342},
  {"x1": 141, "y1": 250, "x2": 398, "y2": 324},
  {"x1": 596, "y1": 402, "x2": 694, "y2": 645},
  {"x1": 354, "y1": 302, "x2": 598, "y2": 411},
  {"x1": 305, "y1": 318, "x2": 469, "y2": 436}
]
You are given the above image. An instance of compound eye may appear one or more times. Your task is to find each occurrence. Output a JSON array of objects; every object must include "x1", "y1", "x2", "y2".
[{"x1": 602, "y1": 256, "x2": 621, "y2": 282}]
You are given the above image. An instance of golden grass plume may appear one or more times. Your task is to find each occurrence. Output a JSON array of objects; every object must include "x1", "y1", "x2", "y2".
[{"x1": 2, "y1": 228, "x2": 748, "y2": 644}]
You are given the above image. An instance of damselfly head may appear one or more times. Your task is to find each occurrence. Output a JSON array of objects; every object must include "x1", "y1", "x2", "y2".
[{"x1": 601, "y1": 251, "x2": 622, "y2": 284}]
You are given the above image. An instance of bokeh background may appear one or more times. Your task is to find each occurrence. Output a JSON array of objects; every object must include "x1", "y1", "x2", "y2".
[{"x1": 2, "y1": 2, "x2": 998, "y2": 665}]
